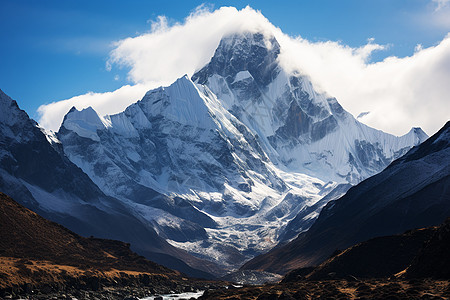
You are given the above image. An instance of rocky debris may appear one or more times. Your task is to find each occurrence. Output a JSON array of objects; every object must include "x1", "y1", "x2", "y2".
[
  {"x1": 221, "y1": 270, "x2": 282, "y2": 285},
  {"x1": 199, "y1": 279, "x2": 450, "y2": 300}
]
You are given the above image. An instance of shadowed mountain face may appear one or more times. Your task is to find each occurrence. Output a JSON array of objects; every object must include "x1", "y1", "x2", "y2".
[
  {"x1": 302, "y1": 227, "x2": 436, "y2": 280},
  {"x1": 242, "y1": 121, "x2": 449, "y2": 275},
  {"x1": 0, "y1": 89, "x2": 220, "y2": 279},
  {"x1": 283, "y1": 218, "x2": 450, "y2": 281}
]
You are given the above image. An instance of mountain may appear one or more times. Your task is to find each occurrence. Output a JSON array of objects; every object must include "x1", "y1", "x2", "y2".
[
  {"x1": 57, "y1": 32, "x2": 426, "y2": 270},
  {"x1": 0, "y1": 89, "x2": 219, "y2": 278},
  {"x1": 242, "y1": 121, "x2": 450, "y2": 274}
]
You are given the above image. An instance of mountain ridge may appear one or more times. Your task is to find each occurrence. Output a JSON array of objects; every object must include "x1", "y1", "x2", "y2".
[
  {"x1": 0, "y1": 88, "x2": 221, "y2": 278},
  {"x1": 242, "y1": 120, "x2": 449, "y2": 274}
]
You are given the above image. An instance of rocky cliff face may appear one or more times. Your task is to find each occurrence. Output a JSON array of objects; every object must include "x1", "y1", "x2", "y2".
[{"x1": 193, "y1": 32, "x2": 427, "y2": 184}]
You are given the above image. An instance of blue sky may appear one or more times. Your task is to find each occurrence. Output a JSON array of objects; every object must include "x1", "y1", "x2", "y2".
[{"x1": 1, "y1": 0, "x2": 449, "y2": 132}]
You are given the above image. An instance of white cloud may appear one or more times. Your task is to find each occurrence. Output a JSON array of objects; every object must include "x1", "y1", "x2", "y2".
[
  {"x1": 37, "y1": 84, "x2": 153, "y2": 131},
  {"x1": 433, "y1": 0, "x2": 450, "y2": 11},
  {"x1": 106, "y1": 6, "x2": 276, "y2": 84},
  {"x1": 276, "y1": 33, "x2": 450, "y2": 136},
  {"x1": 414, "y1": 0, "x2": 450, "y2": 29},
  {"x1": 38, "y1": 6, "x2": 450, "y2": 136}
]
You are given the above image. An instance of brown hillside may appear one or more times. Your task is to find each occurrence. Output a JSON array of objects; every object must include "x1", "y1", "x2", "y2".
[
  {"x1": 406, "y1": 218, "x2": 450, "y2": 279},
  {"x1": 0, "y1": 192, "x2": 182, "y2": 290},
  {"x1": 0, "y1": 192, "x2": 175, "y2": 274}
]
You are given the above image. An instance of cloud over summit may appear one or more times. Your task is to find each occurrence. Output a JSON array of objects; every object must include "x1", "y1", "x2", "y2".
[{"x1": 38, "y1": 6, "x2": 450, "y2": 136}]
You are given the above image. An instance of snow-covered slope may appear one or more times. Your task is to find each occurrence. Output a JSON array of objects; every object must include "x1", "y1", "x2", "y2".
[{"x1": 57, "y1": 32, "x2": 426, "y2": 271}]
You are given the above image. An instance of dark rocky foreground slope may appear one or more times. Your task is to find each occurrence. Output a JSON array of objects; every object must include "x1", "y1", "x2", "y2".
[
  {"x1": 0, "y1": 192, "x2": 224, "y2": 299},
  {"x1": 302, "y1": 227, "x2": 436, "y2": 281},
  {"x1": 243, "y1": 121, "x2": 450, "y2": 274},
  {"x1": 406, "y1": 218, "x2": 450, "y2": 279}
]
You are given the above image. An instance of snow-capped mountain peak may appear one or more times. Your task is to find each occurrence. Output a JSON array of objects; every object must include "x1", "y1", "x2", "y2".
[
  {"x1": 404, "y1": 127, "x2": 428, "y2": 143},
  {"x1": 55, "y1": 31, "x2": 428, "y2": 270},
  {"x1": 0, "y1": 89, "x2": 30, "y2": 127},
  {"x1": 138, "y1": 74, "x2": 216, "y2": 129},
  {"x1": 194, "y1": 32, "x2": 281, "y2": 88},
  {"x1": 193, "y1": 32, "x2": 428, "y2": 184},
  {"x1": 62, "y1": 106, "x2": 110, "y2": 141}
]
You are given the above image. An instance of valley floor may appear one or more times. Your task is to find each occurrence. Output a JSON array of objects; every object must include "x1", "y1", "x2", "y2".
[
  {"x1": 3, "y1": 276, "x2": 449, "y2": 299},
  {"x1": 0, "y1": 257, "x2": 222, "y2": 300},
  {"x1": 199, "y1": 278, "x2": 450, "y2": 300}
]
